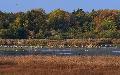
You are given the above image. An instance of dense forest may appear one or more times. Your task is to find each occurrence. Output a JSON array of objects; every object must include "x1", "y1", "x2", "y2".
[{"x1": 0, "y1": 8, "x2": 120, "y2": 39}]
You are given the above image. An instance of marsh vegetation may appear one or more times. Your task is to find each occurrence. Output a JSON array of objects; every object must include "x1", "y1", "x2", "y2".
[{"x1": 0, "y1": 56, "x2": 120, "y2": 75}]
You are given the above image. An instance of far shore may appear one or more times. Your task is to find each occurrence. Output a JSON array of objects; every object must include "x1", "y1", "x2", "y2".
[{"x1": 0, "y1": 39, "x2": 119, "y2": 48}]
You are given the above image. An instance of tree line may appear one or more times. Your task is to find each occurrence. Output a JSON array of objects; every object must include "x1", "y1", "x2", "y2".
[{"x1": 0, "y1": 8, "x2": 120, "y2": 39}]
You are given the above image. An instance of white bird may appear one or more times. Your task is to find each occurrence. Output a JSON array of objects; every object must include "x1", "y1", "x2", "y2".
[
  {"x1": 40, "y1": 46, "x2": 43, "y2": 48},
  {"x1": 85, "y1": 50, "x2": 88, "y2": 52},
  {"x1": 74, "y1": 45, "x2": 78, "y2": 48},
  {"x1": 105, "y1": 45, "x2": 107, "y2": 47},
  {"x1": 4, "y1": 46, "x2": 7, "y2": 48},
  {"x1": 35, "y1": 46, "x2": 38, "y2": 48},
  {"x1": 82, "y1": 45, "x2": 84, "y2": 48}
]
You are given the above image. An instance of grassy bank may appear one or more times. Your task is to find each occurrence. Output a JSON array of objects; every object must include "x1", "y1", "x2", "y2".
[
  {"x1": 0, "y1": 56, "x2": 120, "y2": 75},
  {"x1": 0, "y1": 39, "x2": 119, "y2": 48}
]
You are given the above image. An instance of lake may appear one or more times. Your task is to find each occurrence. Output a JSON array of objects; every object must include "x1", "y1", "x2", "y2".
[{"x1": 0, "y1": 47, "x2": 120, "y2": 56}]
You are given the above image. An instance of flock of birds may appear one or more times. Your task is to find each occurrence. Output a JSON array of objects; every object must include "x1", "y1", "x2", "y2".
[
  {"x1": 0, "y1": 44, "x2": 118, "y2": 52},
  {"x1": 0, "y1": 44, "x2": 119, "y2": 56}
]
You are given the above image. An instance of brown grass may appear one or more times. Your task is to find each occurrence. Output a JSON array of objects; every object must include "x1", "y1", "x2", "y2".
[
  {"x1": 0, "y1": 56, "x2": 120, "y2": 75},
  {"x1": 0, "y1": 39, "x2": 119, "y2": 47}
]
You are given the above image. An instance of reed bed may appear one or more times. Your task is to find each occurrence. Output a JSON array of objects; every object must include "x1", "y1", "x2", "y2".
[
  {"x1": 0, "y1": 39, "x2": 119, "y2": 48},
  {"x1": 0, "y1": 56, "x2": 120, "y2": 75}
]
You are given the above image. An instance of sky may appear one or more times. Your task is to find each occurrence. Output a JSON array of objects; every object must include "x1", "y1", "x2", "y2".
[{"x1": 0, "y1": 0, "x2": 120, "y2": 13}]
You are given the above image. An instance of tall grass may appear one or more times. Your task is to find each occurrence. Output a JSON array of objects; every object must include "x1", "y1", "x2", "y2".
[
  {"x1": 0, "y1": 39, "x2": 119, "y2": 48},
  {"x1": 0, "y1": 56, "x2": 120, "y2": 75}
]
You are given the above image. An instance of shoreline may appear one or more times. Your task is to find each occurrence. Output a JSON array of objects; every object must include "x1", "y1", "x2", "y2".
[{"x1": 0, "y1": 39, "x2": 119, "y2": 48}]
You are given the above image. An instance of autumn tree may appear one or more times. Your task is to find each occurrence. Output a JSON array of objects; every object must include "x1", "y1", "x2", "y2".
[
  {"x1": 0, "y1": 9, "x2": 120, "y2": 39},
  {"x1": 93, "y1": 9, "x2": 119, "y2": 32},
  {"x1": 48, "y1": 9, "x2": 71, "y2": 32},
  {"x1": 101, "y1": 19, "x2": 117, "y2": 31},
  {"x1": 9, "y1": 12, "x2": 27, "y2": 39}
]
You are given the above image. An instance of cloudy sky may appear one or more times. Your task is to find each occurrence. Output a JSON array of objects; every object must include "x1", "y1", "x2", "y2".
[{"x1": 0, "y1": 0, "x2": 120, "y2": 12}]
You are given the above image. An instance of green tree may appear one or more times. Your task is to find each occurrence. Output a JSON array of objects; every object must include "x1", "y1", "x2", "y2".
[
  {"x1": 98, "y1": 31, "x2": 120, "y2": 39},
  {"x1": 101, "y1": 19, "x2": 117, "y2": 31},
  {"x1": 48, "y1": 9, "x2": 71, "y2": 32},
  {"x1": 26, "y1": 9, "x2": 47, "y2": 33},
  {"x1": 116, "y1": 12, "x2": 120, "y2": 30},
  {"x1": 0, "y1": 12, "x2": 15, "y2": 29},
  {"x1": 35, "y1": 30, "x2": 45, "y2": 39},
  {"x1": 72, "y1": 9, "x2": 94, "y2": 33},
  {"x1": 9, "y1": 12, "x2": 27, "y2": 39},
  {"x1": 0, "y1": 29, "x2": 13, "y2": 39}
]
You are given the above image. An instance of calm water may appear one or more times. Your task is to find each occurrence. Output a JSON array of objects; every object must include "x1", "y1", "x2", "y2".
[{"x1": 0, "y1": 47, "x2": 120, "y2": 56}]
